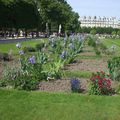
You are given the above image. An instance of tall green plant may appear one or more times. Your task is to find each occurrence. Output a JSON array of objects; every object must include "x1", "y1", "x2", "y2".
[
  {"x1": 108, "y1": 57, "x2": 120, "y2": 81},
  {"x1": 44, "y1": 59, "x2": 64, "y2": 80}
]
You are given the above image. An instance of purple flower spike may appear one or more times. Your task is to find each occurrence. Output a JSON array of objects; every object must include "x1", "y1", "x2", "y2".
[{"x1": 28, "y1": 56, "x2": 36, "y2": 64}]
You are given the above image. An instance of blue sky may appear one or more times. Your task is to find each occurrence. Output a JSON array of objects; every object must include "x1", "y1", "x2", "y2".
[{"x1": 67, "y1": 0, "x2": 120, "y2": 18}]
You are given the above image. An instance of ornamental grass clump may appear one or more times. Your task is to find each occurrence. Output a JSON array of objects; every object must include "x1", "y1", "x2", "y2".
[{"x1": 89, "y1": 71, "x2": 114, "y2": 95}]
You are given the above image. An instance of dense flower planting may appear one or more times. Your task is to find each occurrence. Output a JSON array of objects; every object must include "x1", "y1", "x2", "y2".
[
  {"x1": 89, "y1": 71, "x2": 114, "y2": 95},
  {"x1": 1, "y1": 35, "x2": 112, "y2": 92},
  {"x1": 1, "y1": 35, "x2": 85, "y2": 90}
]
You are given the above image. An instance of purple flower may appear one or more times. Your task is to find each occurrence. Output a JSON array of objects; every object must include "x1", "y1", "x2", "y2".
[
  {"x1": 71, "y1": 78, "x2": 80, "y2": 92},
  {"x1": 28, "y1": 56, "x2": 36, "y2": 64},
  {"x1": 19, "y1": 50, "x2": 24, "y2": 55}
]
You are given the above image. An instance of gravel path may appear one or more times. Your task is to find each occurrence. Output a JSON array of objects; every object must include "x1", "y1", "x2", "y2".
[{"x1": 0, "y1": 37, "x2": 43, "y2": 44}]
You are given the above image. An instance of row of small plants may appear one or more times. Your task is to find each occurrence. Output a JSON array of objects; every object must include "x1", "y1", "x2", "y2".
[
  {"x1": 87, "y1": 35, "x2": 114, "y2": 55},
  {"x1": 69, "y1": 36, "x2": 120, "y2": 95},
  {"x1": 0, "y1": 35, "x2": 85, "y2": 90}
]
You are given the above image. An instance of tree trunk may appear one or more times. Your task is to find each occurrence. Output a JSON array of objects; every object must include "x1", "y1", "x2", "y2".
[{"x1": 25, "y1": 29, "x2": 27, "y2": 38}]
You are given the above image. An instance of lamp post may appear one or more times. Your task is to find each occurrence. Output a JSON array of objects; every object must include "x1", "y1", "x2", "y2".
[
  {"x1": 46, "y1": 23, "x2": 49, "y2": 37},
  {"x1": 58, "y1": 24, "x2": 62, "y2": 34}
]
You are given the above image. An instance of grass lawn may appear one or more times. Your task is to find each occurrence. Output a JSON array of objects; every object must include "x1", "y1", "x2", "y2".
[
  {"x1": 0, "y1": 89, "x2": 120, "y2": 120},
  {"x1": 101, "y1": 38, "x2": 120, "y2": 55},
  {"x1": 0, "y1": 39, "x2": 46, "y2": 54},
  {"x1": 64, "y1": 70, "x2": 92, "y2": 78}
]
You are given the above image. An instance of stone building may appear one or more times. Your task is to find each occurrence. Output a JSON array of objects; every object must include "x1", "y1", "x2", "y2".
[{"x1": 79, "y1": 16, "x2": 120, "y2": 28}]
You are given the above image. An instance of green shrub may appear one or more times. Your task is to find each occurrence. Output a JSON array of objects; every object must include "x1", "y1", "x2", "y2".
[
  {"x1": 99, "y1": 43, "x2": 107, "y2": 52},
  {"x1": 44, "y1": 59, "x2": 64, "y2": 79},
  {"x1": 108, "y1": 57, "x2": 120, "y2": 81},
  {"x1": 88, "y1": 36, "x2": 96, "y2": 47},
  {"x1": 1, "y1": 65, "x2": 22, "y2": 88},
  {"x1": 23, "y1": 46, "x2": 36, "y2": 52},
  {"x1": 114, "y1": 82, "x2": 120, "y2": 94},
  {"x1": 1, "y1": 60, "x2": 46, "y2": 90},
  {"x1": 35, "y1": 43, "x2": 45, "y2": 51},
  {"x1": 94, "y1": 48, "x2": 101, "y2": 55},
  {"x1": 0, "y1": 53, "x2": 10, "y2": 61}
]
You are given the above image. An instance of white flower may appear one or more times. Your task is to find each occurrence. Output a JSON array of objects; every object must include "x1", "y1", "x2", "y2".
[{"x1": 16, "y1": 42, "x2": 21, "y2": 49}]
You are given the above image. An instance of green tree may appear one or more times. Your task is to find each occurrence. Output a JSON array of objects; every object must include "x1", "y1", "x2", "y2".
[
  {"x1": 66, "y1": 12, "x2": 80, "y2": 33},
  {"x1": 112, "y1": 31, "x2": 116, "y2": 35},
  {"x1": 38, "y1": 0, "x2": 77, "y2": 33},
  {"x1": 90, "y1": 29, "x2": 96, "y2": 35},
  {"x1": 13, "y1": 0, "x2": 39, "y2": 29},
  {"x1": 0, "y1": 0, "x2": 14, "y2": 37},
  {"x1": 117, "y1": 30, "x2": 120, "y2": 36}
]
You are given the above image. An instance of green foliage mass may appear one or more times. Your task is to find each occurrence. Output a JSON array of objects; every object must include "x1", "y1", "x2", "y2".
[
  {"x1": 108, "y1": 56, "x2": 120, "y2": 81},
  {"x1": 0, "y1": 0, "x2": 80, "y2": 33}
]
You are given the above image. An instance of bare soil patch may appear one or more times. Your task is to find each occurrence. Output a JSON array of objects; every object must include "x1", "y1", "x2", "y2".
[
  {"x1": 39, "y1": 78, "x2": 89, "y2": 93},
  {"x1": 66, "y1": 59, "x2": 108, "y2": 72}
]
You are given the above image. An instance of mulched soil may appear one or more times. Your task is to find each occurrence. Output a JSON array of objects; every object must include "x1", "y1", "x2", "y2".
[
  {"x1": 66, "y1": 59, "x2": 108, "y2": 72},
  {"x1": 39, "y1": 78, "x2": 89, "y2": 93}
]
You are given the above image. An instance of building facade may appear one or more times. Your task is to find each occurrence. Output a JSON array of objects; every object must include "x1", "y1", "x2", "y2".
[{"x1": 79, "y1": 16, "x2": 120, "y2": 29}]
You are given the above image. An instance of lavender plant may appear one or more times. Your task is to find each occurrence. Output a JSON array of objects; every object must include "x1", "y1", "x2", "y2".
[{"x1": 71, "y1": 78, "x2": 81, "y2": 93}]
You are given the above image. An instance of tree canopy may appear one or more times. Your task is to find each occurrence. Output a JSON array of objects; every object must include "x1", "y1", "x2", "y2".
[{"x1": 0, "y1": 0, "x2": 80, "y2": 35}]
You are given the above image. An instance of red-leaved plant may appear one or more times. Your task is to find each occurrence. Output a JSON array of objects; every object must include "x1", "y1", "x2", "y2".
[{"x1": 89, "y1": 71, "x2": 114, "y2": 95}]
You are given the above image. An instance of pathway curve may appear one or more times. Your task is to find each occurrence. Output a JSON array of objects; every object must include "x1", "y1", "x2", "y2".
[{"x1": 0, "y1": 37, "x2": 43, "y2": 44}]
